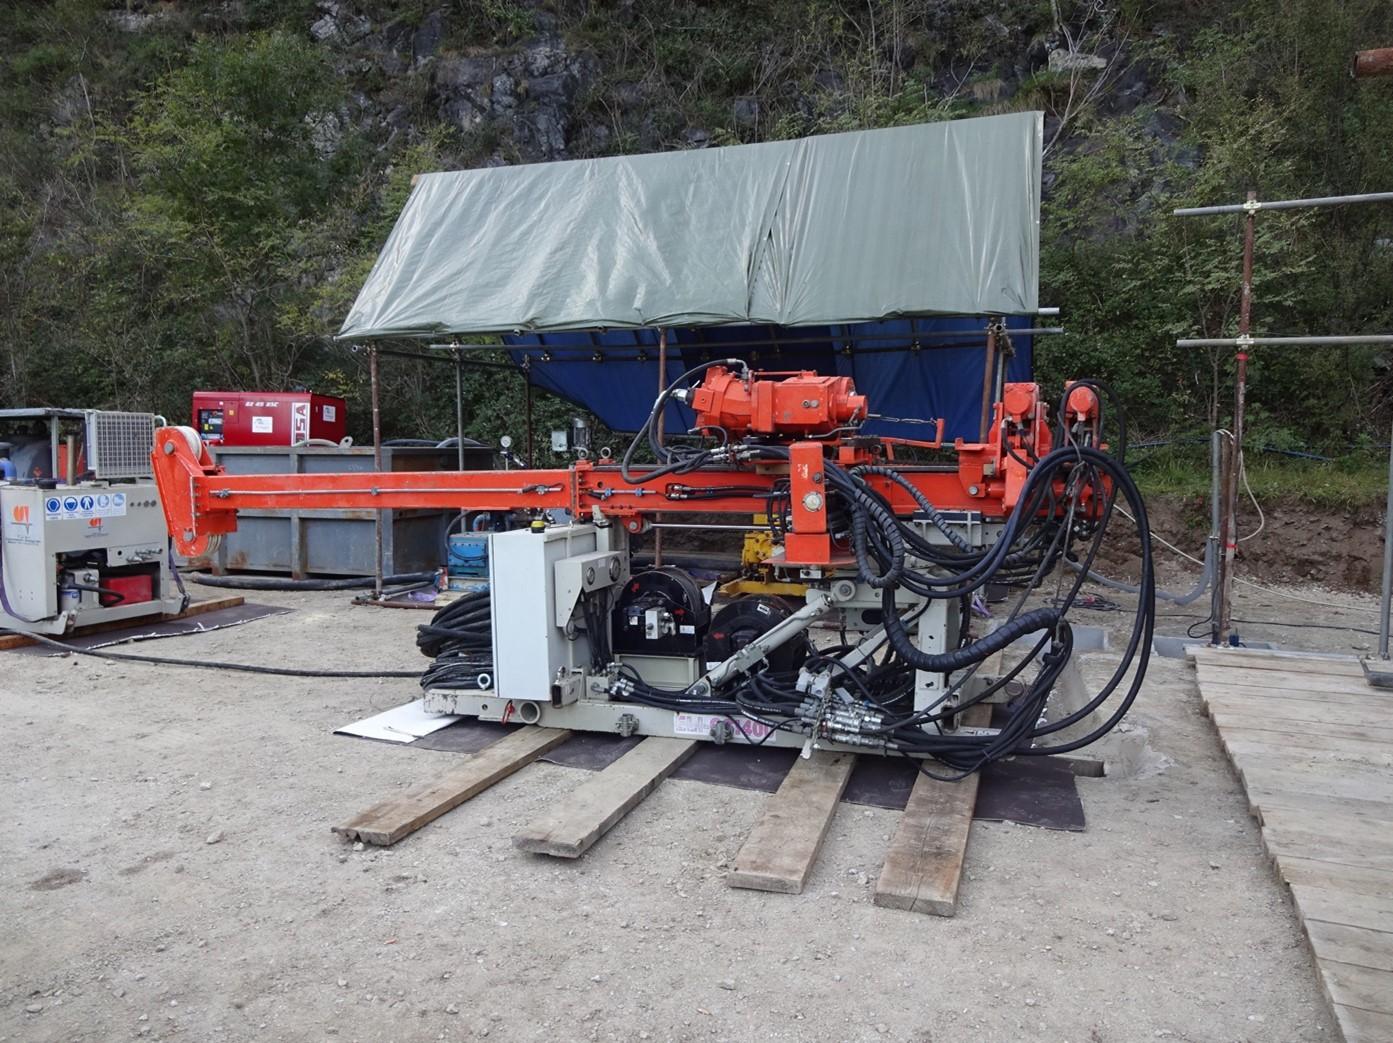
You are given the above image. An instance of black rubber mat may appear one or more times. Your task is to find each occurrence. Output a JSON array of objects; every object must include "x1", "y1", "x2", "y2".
[
  {"x1": 7, "y1": 602, "x2": 291, "y2": 654},
  {"x1": 401, "y1": 717, "x2": 1084, "y2": 830}
]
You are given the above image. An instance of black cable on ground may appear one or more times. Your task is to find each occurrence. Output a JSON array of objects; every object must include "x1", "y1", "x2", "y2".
[{"x1": 3, "y1": 628, "x2": 423, "y2": 678}]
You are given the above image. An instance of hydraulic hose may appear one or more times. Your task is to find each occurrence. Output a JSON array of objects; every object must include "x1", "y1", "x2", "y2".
[{"x1": 880, "y1": 598, "x2": 1060, "y2": 673}]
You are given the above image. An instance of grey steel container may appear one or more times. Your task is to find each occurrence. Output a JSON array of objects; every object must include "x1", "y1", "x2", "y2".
[{"x1": 205, "y1": 444, "x2": 493, "y2": 578}]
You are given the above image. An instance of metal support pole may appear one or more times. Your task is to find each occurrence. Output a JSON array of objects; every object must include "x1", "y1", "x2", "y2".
[
  {"x1": 454, "y1": 349, "x2": 465, "y2": 471},
  {"x1": 1379, "y1": 420, "x2": 1393, "y2": 660},
  {"x1": 1206, "y1": 429, "x2": 1223, "y2": 633},
  {"x1": 1214, "y1": 190, "x2": 1257, "y2": 646},
  {"x1": 1174, "y1": 191, "x2": 1393, "y2": 217},
  {"x1": 370, "y1": 346, "x2": 383, "y2": 600},
  {"x1": 978, "y1": 323, "x2": 997, "y2": 441},
  {"x1": 524, "y1": 372, "x2": 534, "y2": 469},
  {"x1": 654, "y1": 327, "x2": 668, "y2": 567},
  {"x1": 454, "y1": 348, "x2": 466, "y2": 539},
  {"x1": 1178, "y1": 334, "x2": 1393, "y2": 348}
]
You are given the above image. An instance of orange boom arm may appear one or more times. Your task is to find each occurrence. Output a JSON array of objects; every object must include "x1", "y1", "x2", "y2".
[{"x1": 152, "y1": 376, "x2": 1076, "y2": 563}]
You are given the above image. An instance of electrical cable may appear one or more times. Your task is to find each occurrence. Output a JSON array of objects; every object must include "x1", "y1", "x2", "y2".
[{"x1": 3, "y1": 627, "x2": 423, "y2": 678}]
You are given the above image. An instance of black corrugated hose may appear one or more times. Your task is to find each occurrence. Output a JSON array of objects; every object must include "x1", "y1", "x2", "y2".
[{"x1": 417, "y1": 588, "x2": 494, "y2": 690}]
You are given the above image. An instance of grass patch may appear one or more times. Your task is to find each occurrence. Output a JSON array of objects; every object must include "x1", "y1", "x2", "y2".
[{"x1": 1130, "y1": 445, "x2": 1389, "y2": 511}]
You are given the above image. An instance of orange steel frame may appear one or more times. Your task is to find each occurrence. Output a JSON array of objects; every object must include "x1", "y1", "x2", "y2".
[{"x1": 152, "y1": 382, "x2": 1075, "y2": 564}]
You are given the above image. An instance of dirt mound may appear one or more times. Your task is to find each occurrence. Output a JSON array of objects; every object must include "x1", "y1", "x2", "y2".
[{"x1": 1127, "y1": 494, "x2": 1385, "y2": 593}]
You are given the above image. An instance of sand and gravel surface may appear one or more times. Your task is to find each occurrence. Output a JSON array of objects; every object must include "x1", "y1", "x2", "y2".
[{"x1": 3, "y1": 577, "x2": 1380, "y2": 1043}]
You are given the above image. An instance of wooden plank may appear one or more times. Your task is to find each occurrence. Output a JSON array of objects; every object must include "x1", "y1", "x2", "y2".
[
  {"x1": 874, "y1": 704, "x2": 989, "y2": 917},
  {"x1": 1195, "y1": 658, "x2": 1380, "y2": 686},
  {"x1": 1223, "y1": 733, "x2": 1393, "y2": 761},
  {"x1": 1279, "y1": 857, "x2": 1393, "y2": 900},
  {"x1": 0, "y1": 594, "x2": 246, "y2": 651},
  {"x1": 1190, "y1": 648, "x2": 1365, "y2": 676},
  {"x1": 1238, "y1": 763, "x2": 1393, "y2": 805},
  {"x1": 1263, "y1": 825, "x2": 1393, "y2": 872},
  {"x1": 334, "y1": 726, "x2": 570, "y2": 846},
  {"x1": 1196, "y1": 674, "x2": 1391, "y2": 703},
  {"x1": 1204, "y1": 696, "x2": 1382, "y2": 730},
  {"x1": 1254, "y1": 797, "x2": 1393, "y2": 835},
  {"x1": 1197, "y1": 660, "x2": 1370, "y2": 682},
  {"x1": 1335, "y1": 1004, "x2": 1393, "y2": 1043},
  {"x1": 1292, "y1": 885, "x2": 1393, "y2": 934},
  {"x1": 1318, "y1": 959, "x2": 1393, "y2": 1016},
  {"x1": 1209, "y1": 711, "x2": 1393, "y2": 747},
  {"x1": 727, "y1": 748, "x2": 856, "y2": 894},
  {"x1": 513, "y1": 736, "x2": 697, "y2": 858},
  {"x1": 1306, "y1": 921, "x2": 1393, "y2": 974},
  {"x1": 1196, "y1": 674, "x2": 1392, "y2": 704}
]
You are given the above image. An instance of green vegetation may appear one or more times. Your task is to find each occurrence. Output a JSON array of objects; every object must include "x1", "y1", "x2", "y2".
[
  {"x1": 1, "y1": 0, "x2": 1390, "y2": 477},
  {"x1": 1130, "y1": 445, "x2": 1389, "y2": 510}
]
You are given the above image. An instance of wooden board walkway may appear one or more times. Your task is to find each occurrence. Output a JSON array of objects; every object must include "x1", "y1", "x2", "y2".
[{"x1": 1190, "y1": 646, "x2": 1393, "y2": 1043}]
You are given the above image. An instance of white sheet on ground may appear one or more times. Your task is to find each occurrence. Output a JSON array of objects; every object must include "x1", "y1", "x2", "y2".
[{"x1": 334, "y1": 699, "x2": 460, "y2": 744}]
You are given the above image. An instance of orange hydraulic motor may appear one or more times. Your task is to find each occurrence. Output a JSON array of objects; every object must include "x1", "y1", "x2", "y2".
[{"x1": 678, "y1": 367, "x2": 868, "y2": 437}]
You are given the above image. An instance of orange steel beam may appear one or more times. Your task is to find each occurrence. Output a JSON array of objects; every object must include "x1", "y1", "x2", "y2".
[{"x1": 152, "y1": 382, "x2": 1066, "y2": 562}]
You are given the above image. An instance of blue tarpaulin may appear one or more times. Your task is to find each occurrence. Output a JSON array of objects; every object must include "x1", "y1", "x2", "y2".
[{"x1": 504, "y1": 316, "x2": 1035, "y2": 441}]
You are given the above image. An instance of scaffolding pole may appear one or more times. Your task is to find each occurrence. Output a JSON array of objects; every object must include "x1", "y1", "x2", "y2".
[{"x1": 1174, "y1": 186, "x2": 1393, "y2": 647}]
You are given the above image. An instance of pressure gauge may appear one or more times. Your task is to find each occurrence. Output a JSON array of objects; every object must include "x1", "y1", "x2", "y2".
[{"x1": 499, "y1": 434, "x2": 513, "y2": 449}]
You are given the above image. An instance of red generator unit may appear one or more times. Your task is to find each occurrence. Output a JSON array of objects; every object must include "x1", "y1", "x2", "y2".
[{"x1": 192, "y1": 392, "x2": 348, "y2": 448}]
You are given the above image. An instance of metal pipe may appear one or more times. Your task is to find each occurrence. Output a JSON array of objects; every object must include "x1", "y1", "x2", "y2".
[
  {"x1": 454, "y1": 348, "x2": 466, "y2": 537},
  {"x1": 369, "y1": 345, "x2": 515, "y2": 370},
  {"x1": 647, "y1": 523, "x2": 762, "y2": 531},
  {"x1": 424, "y1": 328, "x2": 1066, "y2": 354},
  {"x1": 1215, "y1": 192, "x2": 1258, "y2": 645},
  {"x1": 524, "y1": 372, "x2": 534, "y2": 468},
  {"x1": 1379, "y1": 419, "x2": 1393, "y2": 659},
  {"x1": 1207, "y1": 428, "x2": 1224, "y2": 631},
  {"x1": 978, "y1": 323, "x2": 997, "y2": 441},
  {"x1": 1178, "y1": 334, "x2": 1393, "y2": 348},
  {"x1": 48, "y1": 418, "x2": 60, "y2": 478},
  {"x1": 1174, "y1": 191, "x2": 1393, "y2": 217},
  {"x1": 1354, "y1": 47, "x2": 1393, "y2": 79},
  {"x1": 65, "y1": 434, "x2": 77, "y2": 482},
  {"x1": 370, "y1": 346, "x2": 383, "y2": 601},
  {"x1": 654, "y1": 327, "x2": 667, "y2": 567}
]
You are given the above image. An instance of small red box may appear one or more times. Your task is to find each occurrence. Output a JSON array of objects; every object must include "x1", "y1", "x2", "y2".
[
  {"x1": 105, "y1": 574, "x2": 153, "y2": 606},
  {"x1": 192, "y1": 391, "x2": 348, "y2": 447}
]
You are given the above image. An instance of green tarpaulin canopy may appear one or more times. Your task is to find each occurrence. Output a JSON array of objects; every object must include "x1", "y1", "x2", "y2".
[{"x1": 337, "y1": 111, "x2": 1042, "y2": 340}]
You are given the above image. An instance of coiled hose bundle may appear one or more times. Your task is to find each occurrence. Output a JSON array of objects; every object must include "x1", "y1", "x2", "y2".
[{"x1": 417, "y1": 588, "x2": 494, "y2": 691}]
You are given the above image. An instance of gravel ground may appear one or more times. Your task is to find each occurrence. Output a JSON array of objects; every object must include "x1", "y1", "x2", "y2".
[{"x1": 2, "y1": 576, "x2": 1380, "y2": 1043}]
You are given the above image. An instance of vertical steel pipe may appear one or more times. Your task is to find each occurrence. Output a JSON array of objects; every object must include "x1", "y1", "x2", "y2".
[
  {"x1": 1379, "y1": 420, "x2": 1393, "y2": 660},
  {"x1": 1207, "y1": 429, "x2": 1224, "y2": 635},
  {"x1": 978, "y1": 323, "x2": 997, "y2": 441},
  {"x1": 1215, "y1": 191, "x2": 1257, "y2": 645},
  {"x1": 370, "y1": 346, "x2": 383, "y2": 600},
  {"x1": 654, "y1": 327, "x2": 668, "y2": 567},
  {"x1": 454, "y1": 348, "x2": 466, "y2": 539},
  {"x1": 524, "y1": 372, "x2": 534, "y2": 468}
]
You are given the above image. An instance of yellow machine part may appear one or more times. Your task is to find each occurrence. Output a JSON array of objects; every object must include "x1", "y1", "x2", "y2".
[{"x1": 719, "y1": 519, "x2": 808, "y2": 598}]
